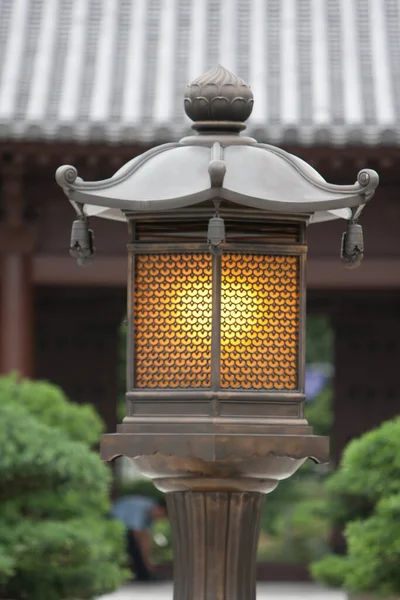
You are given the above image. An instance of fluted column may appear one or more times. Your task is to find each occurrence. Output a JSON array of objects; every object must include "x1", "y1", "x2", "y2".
[{"x1": 166, "y1": 491, "x2": 264, "y2": 600}]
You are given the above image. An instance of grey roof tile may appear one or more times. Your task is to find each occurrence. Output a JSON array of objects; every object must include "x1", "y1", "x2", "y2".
[{"x1": 0, "y1": 0, "x2": 398, "y2": 144}]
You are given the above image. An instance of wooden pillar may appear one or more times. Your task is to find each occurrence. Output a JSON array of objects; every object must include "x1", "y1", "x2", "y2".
[
  {"x1": 0, "y1": 165, "x2": 35, "y2": 377},
  {"x1": 1, "y1": 254, "x2": 32, "y2": 375}
]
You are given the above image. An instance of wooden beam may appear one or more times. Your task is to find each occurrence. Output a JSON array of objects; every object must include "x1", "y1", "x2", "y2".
[
  {"x1": 33, "y1": 255, "x2": 127, "y2": 286},
  {"x1": 32, "y1": 255, "x2": 400, "y2": 289},
  {"x1": 307, "y1": 258, "x2": 400, "y2": 289}
]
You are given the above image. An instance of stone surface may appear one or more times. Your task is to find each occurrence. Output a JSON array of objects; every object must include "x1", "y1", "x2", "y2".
[{"x1": 98, "y1": 582, "x2": 346, "y2": 600}]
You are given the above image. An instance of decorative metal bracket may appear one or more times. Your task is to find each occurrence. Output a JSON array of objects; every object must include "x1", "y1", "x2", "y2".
[
  {"x1": 341, "y1": 220, "x2": 364, "y2": 269},
  {"x1": 208, "y1": 142, "x2": 226, "y2": 188},
  {"x1": 69, "y1": 215, "x2": 95, "y2": 267},
  {"x1": 207, "y1": 188, "x2": 225, "y2": 254}
]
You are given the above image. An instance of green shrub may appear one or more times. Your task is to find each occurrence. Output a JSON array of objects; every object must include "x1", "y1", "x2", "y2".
[
  {"x1": 312, "y1": 496, "x2": 400, "y2": 595},
  {"x1": 310, "y1": 554, "x2": 348, "y2": 589},
  {"x1": 0, "y1": 374, "x2": 129, "y2": 600},
  {"x1": 0, "y1": 373, "x2": 103, "y2": 445},
  {"x1": 327, "y1": 417, "x2": 400, "y2": 504},
  {"x1": 312, "y1": 417, "x2": 400, "y2": 595},
  {"x1": 342, "y1": 495, "x2": 400, "y2": 596}
]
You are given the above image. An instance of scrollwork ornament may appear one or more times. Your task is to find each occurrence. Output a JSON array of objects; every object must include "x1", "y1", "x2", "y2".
[
  {"x1": 356, "y1": 169, "x2": 379, "y2": 199},
  {"x1": 55, "y1": 165, "x2": 78, "y2": 189}
]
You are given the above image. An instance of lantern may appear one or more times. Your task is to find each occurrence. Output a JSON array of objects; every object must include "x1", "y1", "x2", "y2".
[{"x1": 56, "y1": 66, "x2": 379, "y2": 600}]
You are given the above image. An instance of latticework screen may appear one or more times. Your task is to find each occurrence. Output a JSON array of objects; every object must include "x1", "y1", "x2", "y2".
[
  {"x1": 133, "y1": 252, "x2": 300, "y2": 390},
  {"x1": 221, "y1": 254, "x2": 299, "y2": 390},
  {"x1": 134, "y1": 254, "x2": 213, "y2": 388}
]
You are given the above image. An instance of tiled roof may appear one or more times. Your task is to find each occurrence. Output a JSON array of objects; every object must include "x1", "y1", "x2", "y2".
[{"x1": 0, "y1": 0, "x2": 399, "y2": 146}]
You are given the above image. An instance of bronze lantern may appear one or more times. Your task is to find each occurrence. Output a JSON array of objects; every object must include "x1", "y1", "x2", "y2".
[{"x1": 56, "y1": 66, "x2": 379, "y2": 600}]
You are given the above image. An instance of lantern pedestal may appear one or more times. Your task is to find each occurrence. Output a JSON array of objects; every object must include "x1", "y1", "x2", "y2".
[
  {"x1": 167, "y1": 491, "x2": 263, "y2": 600},
  {"x1": 101, "y1": 430, "x2": 328, "y2": 600}
]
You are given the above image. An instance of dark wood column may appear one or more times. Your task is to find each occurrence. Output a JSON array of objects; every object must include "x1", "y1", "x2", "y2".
[
  {"x1": 332, "y1": 291, "x2": 400, "y2": 464},
  {"x1": 0, "y1": 165, "x2": 35, "y2": 377}
]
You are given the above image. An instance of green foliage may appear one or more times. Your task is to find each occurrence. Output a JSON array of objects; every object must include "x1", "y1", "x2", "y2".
[
  {"x1": 260, "y1": 472, "x2": 306, "y2": 537},
  {"x1": 312, "y1": 496, "x2": 400, "y2": 595},
  {"x1": 0, "y1": 373, "x2": 103, "y2": 445},
  {"x1": 259, "y1": 474, "x2": 331, "y2": 562},
  {"x1": 305, "y1": 386, "x2": 332, "y2": 437},
  {"x1": 0, "y1": 374, "x2": 129, "y2": 600},
  {"x1": 306, "y1": 315, "x2": 333, "y2": 364},
  {"x1": 312, "y1": 418, "x2": 400, "y2": 595},
  {"x1": 2, "y1": 519, "x2": 127, "y2": 600},
  {"x1": 118, "y1": 477, "x2": 164, "y2": 503},
  {"x1": 327, "y1": 417, "x2": 400, "y2": 504},
  {"x1": 310, "y1": 555, "x2": 348, "y2": 589},
  {"x1": 343, "y1": 495, "x2": 400, "y2": 596}
]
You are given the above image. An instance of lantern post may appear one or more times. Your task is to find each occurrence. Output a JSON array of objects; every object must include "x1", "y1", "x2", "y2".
[{"x1": 56, "y1": 66, "x2": 379, "y2": 600}]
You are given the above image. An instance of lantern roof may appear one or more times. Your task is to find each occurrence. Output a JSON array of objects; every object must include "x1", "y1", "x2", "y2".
[{"x1": 56, "y1": 66, "x2": 378, "y2": 225}]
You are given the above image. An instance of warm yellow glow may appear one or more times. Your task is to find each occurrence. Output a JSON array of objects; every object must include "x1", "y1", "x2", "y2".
[
  {"x1": 221, "y1": 254, "x2": 299, "y2": 390},
  {"x1": 134, "y1": 254, "x2": 213, "y2": 388},
  {"x1": 134, "y1": 253, "x2": 299, "y2": 390}
]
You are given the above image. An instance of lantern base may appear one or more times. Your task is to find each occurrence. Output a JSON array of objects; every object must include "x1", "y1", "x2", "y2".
[
  {"x1": 101, "y1": 431, "x2": 328, "y2": 493},
  {"x1": 166, "y1": 490, "x2": 263, "y2": 600},
  {"x1": 101, "y1": 430, "x2": 328, "y2": 599},
  {"x1": 118, "y1": 416, "x2": 314, "y2": 436}
]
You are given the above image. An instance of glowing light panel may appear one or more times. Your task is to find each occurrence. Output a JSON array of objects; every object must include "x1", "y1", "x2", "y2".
[
  {"x1": 134, "y1": 254, "x2": 212, "y2": 388},
  {"x1": 134, "y1": 252, "x2": 300, "y2": 390},
  {"x1": 221, "y1": 254, "x2": 299, "y2": 390}
]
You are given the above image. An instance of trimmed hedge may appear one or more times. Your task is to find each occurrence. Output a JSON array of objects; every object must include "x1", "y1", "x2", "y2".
[
  {"x1": 0, "y1": 374, "x2": 129, "y2": 600},
  {"x1": 311, "y1": 417, "x2": 400, "y2": 596}
]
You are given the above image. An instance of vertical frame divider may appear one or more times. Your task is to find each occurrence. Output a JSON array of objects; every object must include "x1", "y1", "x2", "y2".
[
  {"x1": 298, "y1": 223, "x2": 307, "y2": 411},
  {"x1": 211, "y1": 249, "x2": 222, "y2": 415},
  {"x1": 126, "y1": 221, "x2": 136, "y2": 416}
]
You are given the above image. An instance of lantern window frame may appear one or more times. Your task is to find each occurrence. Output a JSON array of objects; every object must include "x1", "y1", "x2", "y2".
[{"x1": 124, "y1": 208, "x2": 308, "y2": 422}]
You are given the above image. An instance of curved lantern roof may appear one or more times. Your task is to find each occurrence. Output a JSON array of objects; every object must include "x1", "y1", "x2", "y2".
[{"x1": 56, "y1": 66, "x2": 379, "y2": 225}]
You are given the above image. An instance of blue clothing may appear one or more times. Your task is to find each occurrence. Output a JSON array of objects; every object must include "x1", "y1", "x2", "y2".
[{"x1": 111, "y1": 495, "x2": 156, "y2": 530}]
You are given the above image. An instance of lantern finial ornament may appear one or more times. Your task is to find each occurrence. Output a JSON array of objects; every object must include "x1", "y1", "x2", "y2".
[{"x1": 184, "y1": 65, "x2": 254, "y2": 132}]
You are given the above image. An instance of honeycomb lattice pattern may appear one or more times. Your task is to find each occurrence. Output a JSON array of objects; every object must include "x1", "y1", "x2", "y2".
[
  {"x1": 220, "y1": 254, "x2": 299, "y2": 390},
  {"x1": 134, "y1": 254, "x2": 212, "y2": 388}
]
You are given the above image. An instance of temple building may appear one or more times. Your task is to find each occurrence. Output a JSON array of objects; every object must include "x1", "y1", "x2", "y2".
[{"x1": 0, "y1": 0, "x2": 399, "y2": 463}]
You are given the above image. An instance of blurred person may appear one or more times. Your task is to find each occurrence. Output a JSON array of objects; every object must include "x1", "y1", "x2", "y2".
[{"x1": 111, "y1": 494, "x2": 167, "y2": 582}]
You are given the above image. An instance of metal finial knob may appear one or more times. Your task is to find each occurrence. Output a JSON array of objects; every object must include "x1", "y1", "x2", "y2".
[{"x1": 184, "y1": 65, "x2": 254, "y2": 133}]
